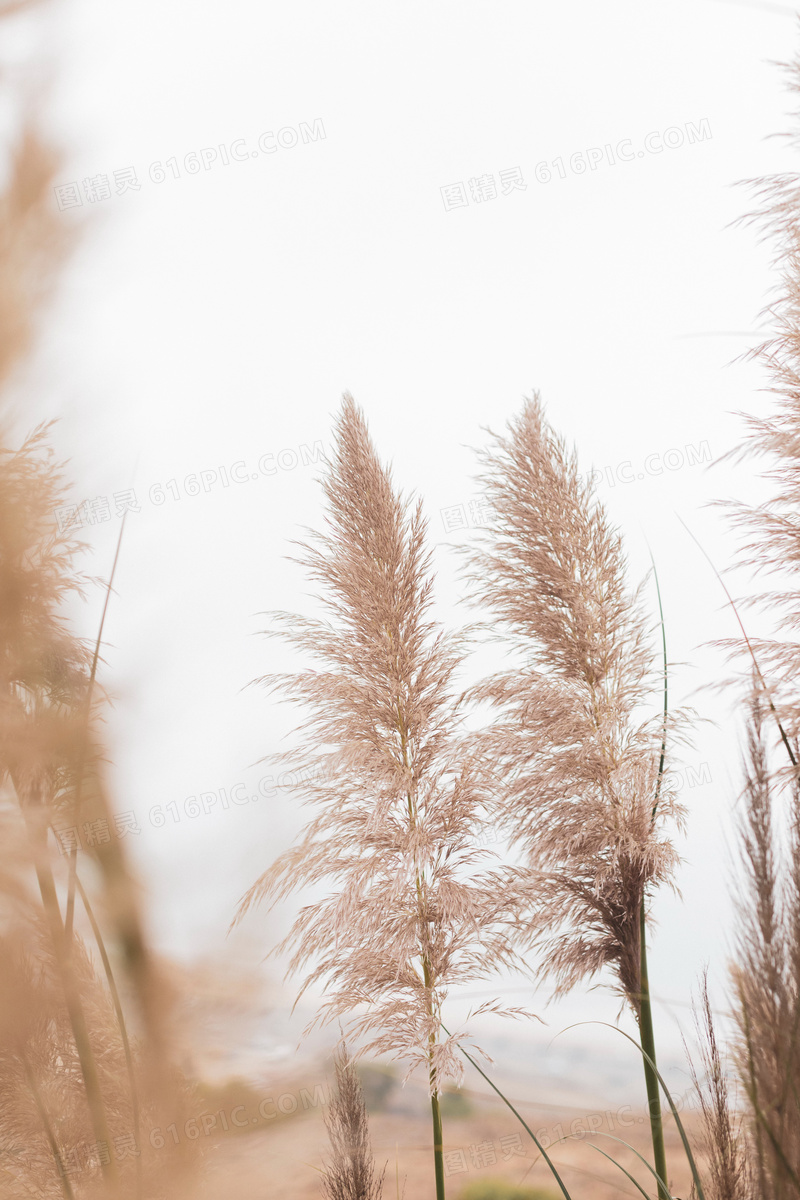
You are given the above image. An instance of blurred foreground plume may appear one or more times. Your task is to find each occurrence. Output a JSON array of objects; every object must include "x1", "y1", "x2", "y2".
[{"x1": 0, "y1": 3, "x2": 196, "y2": 1196}]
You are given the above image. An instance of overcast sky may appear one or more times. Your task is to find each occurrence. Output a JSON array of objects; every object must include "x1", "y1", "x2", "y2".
[{"x1": 13, "y1": 0, "x2": 800, "y2": 1073}]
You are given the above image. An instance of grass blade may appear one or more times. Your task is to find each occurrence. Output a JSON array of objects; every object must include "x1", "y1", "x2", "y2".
[
  {"x1": 65, "y1": 512, "x2": 127, "y2": 942},
  {"x1": 556, "y1": 1020, "x2": 705, "y2": 1200},
  {"x1": 677, "y1": 516, "x2": 796, "y2": 769},
  {"x1": 442, "y1": 1023, "x2": 574, "y2": 1200},
  {"x1": 583, "y1": 1140, "x2": 659, "y2": 1200}
]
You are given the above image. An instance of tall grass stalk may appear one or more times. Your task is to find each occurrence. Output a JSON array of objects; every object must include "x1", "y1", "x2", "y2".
[
  {"x1": 464, "y1": 395, "x2": 687, "y2": 1196},
  {"x1": 20, "y1": 1038, "x2": 76, "y2": 1200},
  {"x1": 704, "y1": 43, "x2": 800, "y2": 1196},
  {"x1": 234, "y1": 394, "x2": 531, "y2": 1199},
  {"x1": 638, "y1": 555, "x2": 669, "y2": 1200}
]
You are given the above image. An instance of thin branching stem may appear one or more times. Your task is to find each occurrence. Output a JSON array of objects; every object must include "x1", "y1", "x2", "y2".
[
  {"x1": 64, "y1": 513, "x2": 127, "y2": 942},
  {"x1": 678, "y1": 516, "x2": 797, "y2": 769}
]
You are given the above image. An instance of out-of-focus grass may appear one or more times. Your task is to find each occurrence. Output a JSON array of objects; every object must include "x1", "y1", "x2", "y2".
[
  {"x1": 459, "y1": 1183, "x2": 560, "y2": 1200},
  {"x1": 356, "y1": 1062, "x2": 399, "y2": 1114},
  {"x1": 441, "y1": 1087, "x2": 474, "y2": 1120}
]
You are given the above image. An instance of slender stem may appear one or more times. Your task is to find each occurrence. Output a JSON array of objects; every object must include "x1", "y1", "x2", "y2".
[
  {"x1": 416, "y1": 908, "x2": 444, "y2": 1198},
  {"x1": 639, "y1": 903, "x2": 670, "y2": 1200},
  {"x1": 396, "y1": 682, "x2": 445, "y2": 1199},
  {"x1": 639, "y1": 552, "x2": 670, "y2": 1199},
  {"x1": 420, "y1": 952, "x2": 445, "y2": 1199}
]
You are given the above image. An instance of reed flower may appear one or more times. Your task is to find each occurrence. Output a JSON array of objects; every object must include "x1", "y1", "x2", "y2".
[
  {"x1": 706, "y1": 44, "x2": 800, "y2": 1200},
  {"x1": 716, "y1": 46, "x2": 800, "y2": 757},
  {"x1": 0, "y1": 416, "x2": 195, "y2": 1198},
  {"x1": 689, "y1": 973, "x2": 751, "y2": 1200},
  {"x1": 235, "y1": 395, "x2": 525, "y2": 1073},
  {"x1": 464, "y1": 393, "x2": 684, "y2": 1011},
  {"x1": 729, "y1": 688, "x2": 800, "y2": 1200},
  {"x1": 462, "y1": 393, "x2": 687, "y2": 1200},
  {"x1": 321, "y1": 1046, "x2": 385, "y2": 1200},
  {"x1": 234, "y1": 394, "x2": 529, "y2": 1196}
]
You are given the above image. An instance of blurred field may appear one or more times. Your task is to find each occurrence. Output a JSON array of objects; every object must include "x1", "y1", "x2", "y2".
[
  {"x1": 133, "y1": 997, "x2": 702, "y2": 1200},
  {"x1": 184, "y1": 1069, "x2": 702, "y2": 1199}
]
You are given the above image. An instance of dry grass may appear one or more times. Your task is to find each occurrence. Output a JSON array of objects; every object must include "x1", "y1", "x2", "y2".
[{"x1": 320, "y1": 1047, "x2": 385, "y2": 1200}]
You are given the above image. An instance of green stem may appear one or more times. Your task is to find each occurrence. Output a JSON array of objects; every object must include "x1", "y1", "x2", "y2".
[
  {"x1": 639, "y1": 903, "x2": 669, "y2": 1200},
  {"x1": 421, "y1": 949, "x2": 444, "y2": 1199},
  {"x1": 640, "y1": 551, "x2": 669, "y2": 1197},
  {"x1": 430, "y1": 1086, "x2": 445, "y2": 1200}
]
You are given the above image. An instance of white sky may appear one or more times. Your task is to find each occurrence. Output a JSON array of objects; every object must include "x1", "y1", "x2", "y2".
[{"x1": 11, "y1": 0, "x2": 800, "y2": 1077}]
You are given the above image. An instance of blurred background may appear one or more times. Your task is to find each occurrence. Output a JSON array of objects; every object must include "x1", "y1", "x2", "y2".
[{"x1": 5, "y1": 0, "x2": 800, "y2": 1193}]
